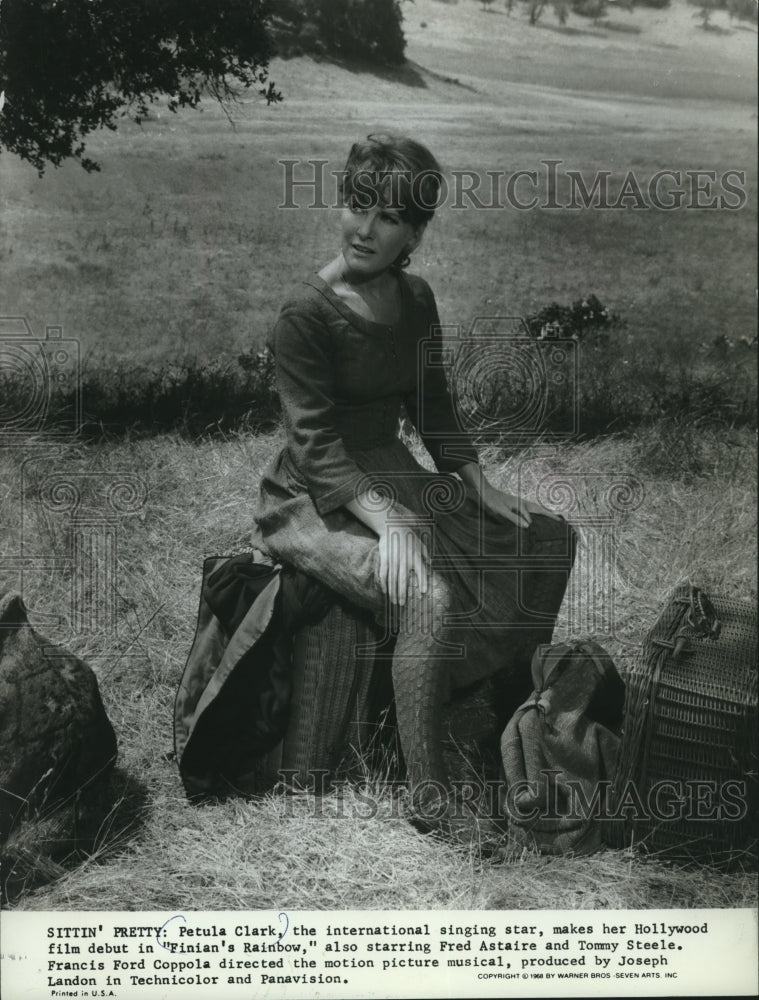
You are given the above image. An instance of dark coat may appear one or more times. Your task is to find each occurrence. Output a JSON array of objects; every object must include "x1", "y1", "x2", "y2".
[{"x1": 174, "y1": 552, "x2": 330, "y2": 800}]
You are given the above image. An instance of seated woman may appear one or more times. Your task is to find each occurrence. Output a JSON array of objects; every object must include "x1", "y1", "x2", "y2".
[{"x1": 254, "y1": 134, "x2": 575, "y2": 834}]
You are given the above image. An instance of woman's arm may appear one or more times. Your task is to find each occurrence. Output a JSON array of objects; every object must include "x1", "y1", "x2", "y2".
[
  {"x1": 402, "y1": 281, "x2": 480, "y2": 474},
  {"x1": 404, "y1": 280, "x2": 554, "y2": 529},
  {"x1": 456, "y1": 462, "x2": 532, "y2": 528},
  {"x1": 273, "y1": 301, "x2": 368, "y2": 516},
  {"x1": 274, "y1": 296, "x2": 426, "y2": 605}
]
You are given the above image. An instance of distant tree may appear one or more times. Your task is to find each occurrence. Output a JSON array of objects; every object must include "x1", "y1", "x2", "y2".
[
  {"x1": 308, "y1": 0, "x2": 406, "y2": 63},
  {"x1": 524, "y1": 0, "x2": 573, "y2": 22},
  {"x1": 727, "y1": 0, "x2": 757, "y2": 21},
  {"x1": 479, "y1": 0, "x2": 496, "y2": 10},
  {"x1": 689, "y1": 0, "x2": 721, "y2": 27},
  {"x1": 527, "y1": 0, "x2": 547, "y2": 23},
  {"x1": 271, "y1": 0, "x2": 407, "y2": 65},
  {"x1": 0, "y1": 0, "x2": 281, "y2": 174},
  {"x1": 572, "y1": 0, "x2": 608, "y2": 20}
]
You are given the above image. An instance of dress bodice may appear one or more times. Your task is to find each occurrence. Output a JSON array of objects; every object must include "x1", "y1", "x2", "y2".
[{"x1": 264, "y1": 272, "x2": 478, "y2": 516}]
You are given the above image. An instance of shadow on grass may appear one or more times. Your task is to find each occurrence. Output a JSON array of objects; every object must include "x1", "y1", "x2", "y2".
[
  {"x1": 332, "y1": 55, "x2": 428, "y2": 88},
  {"x1": 1, "y1": 767, "x2": 148, "y2": 905},
  {"x1": 535, "y1": 21, "x2": 609, "y2": 37},
  {"x1": 694, "y1": 19, "x2": 732, "y2": 34},
  {"x1": 277, "y1": 52, "x2": 479, "y2": 93},
  {"x1": 278, "y1": 50, "x2": 428, "y2": 88},
  {"x1": 411, "y1": 60, "x2": 480, "y2": 93},
  {"x1": 600, "y1": 18, "x2": 642, "y2": 32}
]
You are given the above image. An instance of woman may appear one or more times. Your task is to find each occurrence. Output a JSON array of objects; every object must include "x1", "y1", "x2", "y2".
[{"x1": 254, "y1": 134, "x2": 574, "y2": 833}]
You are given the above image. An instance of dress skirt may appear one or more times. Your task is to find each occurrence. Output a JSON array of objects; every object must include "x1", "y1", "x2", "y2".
[{"x1": 254, "y1": 436, "x2": 576, "y2": 697}]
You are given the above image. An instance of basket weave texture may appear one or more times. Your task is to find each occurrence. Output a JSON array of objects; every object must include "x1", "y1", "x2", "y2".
[
  {"x1": 607, "y1": 583, "x2": 757, "y2": 866},
  {"x1": 253, "y1": 602, "x2": 392, "y2": 792}
]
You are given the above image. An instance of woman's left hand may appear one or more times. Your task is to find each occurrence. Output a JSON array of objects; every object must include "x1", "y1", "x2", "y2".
[
  {"x1": 479, "y1": 488, "x2": 564, "y2": 528},
  {"x1": 477, "y1": 486, "x2": 533, "y2": 529},
  {"x1": 457, "y1": 463, "x2": 562, "y2": 528}
]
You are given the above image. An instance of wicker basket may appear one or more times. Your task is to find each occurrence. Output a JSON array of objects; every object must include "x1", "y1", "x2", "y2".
[{"x1": 606, "y1": 583, "x2": 757, "y2": 867}]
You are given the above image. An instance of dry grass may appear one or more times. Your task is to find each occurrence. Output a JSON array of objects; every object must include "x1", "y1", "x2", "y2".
[
  {"x1": 481, "y1": 422, "x2": 757, "y2": 666},
  {"x1": 1, "y1": 422, "x2": 756, "y2": 912}
]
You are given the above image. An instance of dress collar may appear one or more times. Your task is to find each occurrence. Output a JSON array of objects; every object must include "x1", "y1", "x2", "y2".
[{"x1": 304, "y1": 272, "x2": 410, "y2": 332}]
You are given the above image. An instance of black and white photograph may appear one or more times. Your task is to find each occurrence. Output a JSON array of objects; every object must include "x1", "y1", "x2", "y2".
[{"x1": 0, "y1": 0, "x2": 756, "y2": 997}]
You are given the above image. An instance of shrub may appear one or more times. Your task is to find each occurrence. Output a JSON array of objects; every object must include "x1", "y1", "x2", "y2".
[
  {"x1": 448, "y1": 295, "x2": 756, "y2": 447},
  {"x1": 1, "y1": 297, "x2": 754, "y2": 442},
  {"x1": 524, "y1": 294, "x2": 625, "y2": 346},
  {"x1": 572, "y1": 0, "x2": 607, "y2": 17},
  {"x1": 450, "y1": 344, "x2": 755, "y2": 447},
  {"x1": 0, "y1": 349, "x2": 279, "y2": 439}
]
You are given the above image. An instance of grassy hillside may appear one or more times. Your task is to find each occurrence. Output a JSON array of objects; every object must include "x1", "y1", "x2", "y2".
[{"x1": 0, "y1": 0, "x2": 755, "y2": 370}]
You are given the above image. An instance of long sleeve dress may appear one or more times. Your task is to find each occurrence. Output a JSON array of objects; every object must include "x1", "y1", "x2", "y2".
[
  {"x1": 256, "y1": 274, "x2": 574, "y2": 820},
  {"x1": 253, "y1": 271, "x2": 575, "y2": 801}
]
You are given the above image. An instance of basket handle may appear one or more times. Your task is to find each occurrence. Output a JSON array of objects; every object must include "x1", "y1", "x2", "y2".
[{"x1": 653, "y1": 585, "x2": 722, "y2": 660}]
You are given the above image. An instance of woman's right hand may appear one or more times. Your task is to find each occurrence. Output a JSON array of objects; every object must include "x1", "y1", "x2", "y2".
[
  {"x1": 377, "y1": 523, "x2": 429, "y2": 607},
  {"x1": 346, "y1": 493, "x2": 429, "y2": 607}
]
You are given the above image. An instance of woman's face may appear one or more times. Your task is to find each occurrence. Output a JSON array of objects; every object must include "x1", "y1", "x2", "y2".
[{"x1": 340, "y1": 198, "x2": 423, "y2": 279}]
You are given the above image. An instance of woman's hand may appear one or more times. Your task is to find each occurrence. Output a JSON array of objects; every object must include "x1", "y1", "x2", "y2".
[
  {"x1": 477, "y1": 487, "x2": 533, "y2": 529},
  {"x1": 377, "y1": 523, "x2": 429, "y2": 607},
  {"x1": 456, "y1": 463, "x2": 561, "y2": 528},
  {"x1": 479, "y1": 486, "x2": 564, "y2": 526},
  {"x1": 346, "y1": 494, "x2": 429, "y2": 606}
]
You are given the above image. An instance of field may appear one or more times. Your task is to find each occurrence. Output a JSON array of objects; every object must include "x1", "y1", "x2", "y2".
[{"x1": 0, "y1": 0, "x2": 757, "y2": 914}]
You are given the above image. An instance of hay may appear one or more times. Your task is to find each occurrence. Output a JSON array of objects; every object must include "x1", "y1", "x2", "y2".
[{"x1": 1, "y1": 424, "x2": 756, "y2": 911}]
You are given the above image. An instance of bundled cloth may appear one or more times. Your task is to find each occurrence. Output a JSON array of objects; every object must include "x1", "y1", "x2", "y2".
[
  {"x1": 0, "y1": 592, "x2": 117, "y2": 900},
  {"x1": 501, "y1": 638, "x2": 625, "y2": 855},
  {"x1": 174, "y1": 551, "x2": 333, "y2": 800}
]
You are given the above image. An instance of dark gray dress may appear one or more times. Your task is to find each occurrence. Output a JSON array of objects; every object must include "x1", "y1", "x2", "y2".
[{"x1": 253, "y1": 271, "x2": 574, "y2": 693}]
